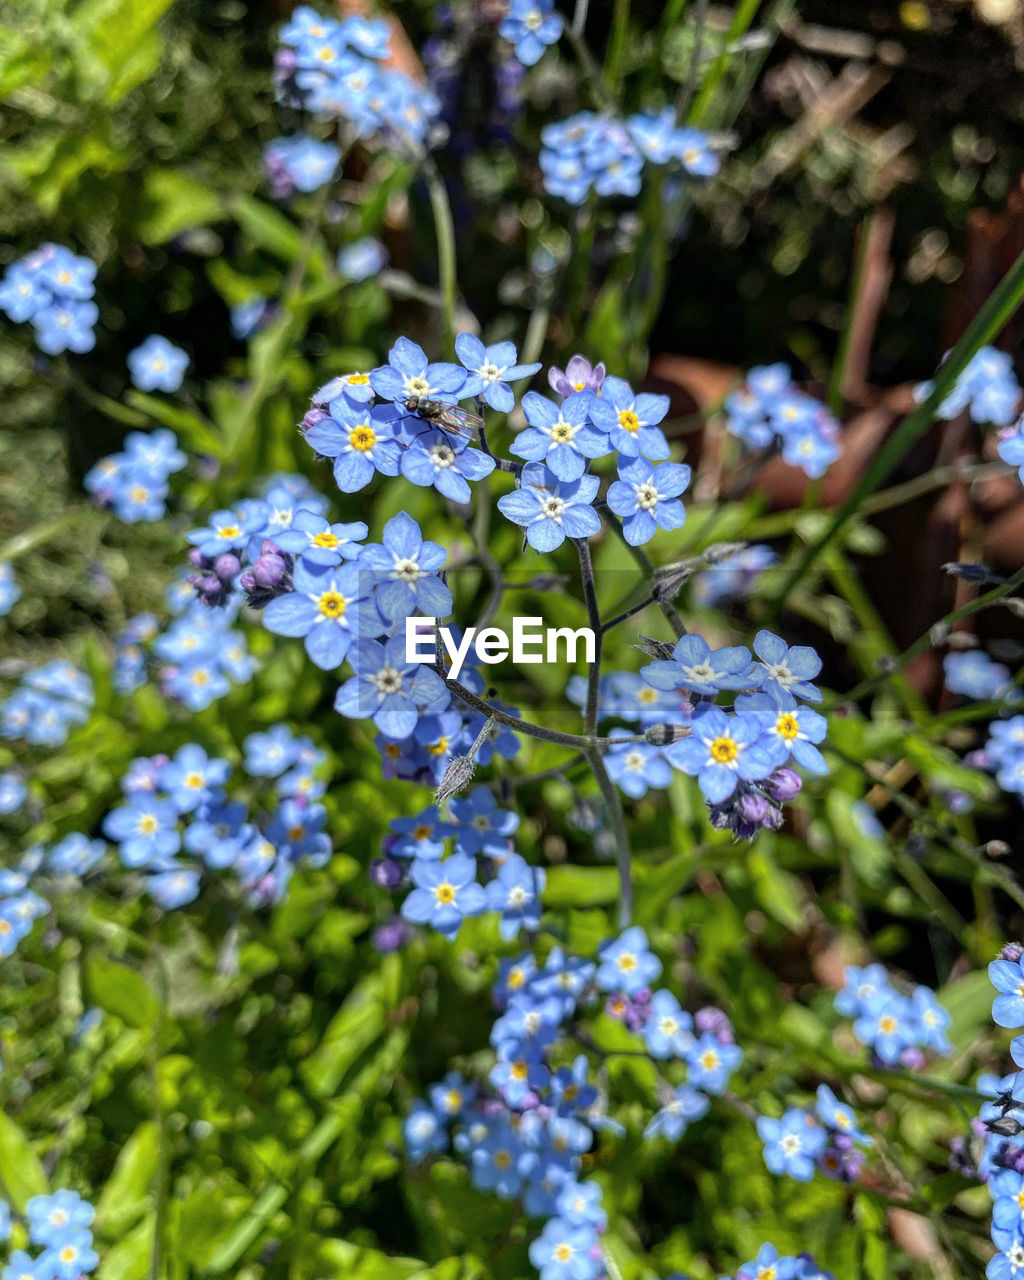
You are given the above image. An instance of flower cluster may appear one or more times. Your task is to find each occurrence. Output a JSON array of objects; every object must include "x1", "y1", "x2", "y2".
[
  {"x1": 756, "y1": 1084, "x2": 871, "y2": 1185},
  {"x1": 915, "y1": 345, "x2": 1021, "y2": 428},
  {"x1": 690, "y1": 544, "x2": 778, "y2": 608},
  {"x1": 499, "y1": 0, "x2": 563, "y2": 67},
  {"x1": 0, "y1": 863, "x2": 49, "y2": 960},
  {"x1": 405, "y1": 928, "x2": 742, "y2": 1280},
  {"x1": 540, "y1": 109, "x2": 719, "y2": 205},
  {"x1": 84, "y1": 428, "x2": 186, "y2": 524},
  {"x1": 733, "y1": 1243, "x2": 835, "y2": 1280},
  {"x1": 274, "y1": 7, "x2": 440, "y2": 150},
  {"x1": 127, "y1": 335, "x2": 190, "y2": 393},
  {"x1": 835, "y1": 964, "x2": 951, "y2": 1066},
  {"x1": 724, "y1": 363, "x2": 842, "y2": 478},
  {"x1": 96, "y1": 731, "x2": 329, "y2": 908},
  {"x1": 0, "y1": 243, "x2": 98, "y2": 355},
  {"x1": 0, "y1": 562, "x2": 20, "y2": 617},
  {"x1": 941, "y1": 648, "x2": 1024, "y2": 806},
  {"x1": 1, "y1": 660, "x2": 94, "y2": 749},
  {"x1": 982, "y1": 943, "x2": 1024, "y2": 1280},
  {"x1": 0, "y1": 1190, "x2": 100, "y2": 1278}
]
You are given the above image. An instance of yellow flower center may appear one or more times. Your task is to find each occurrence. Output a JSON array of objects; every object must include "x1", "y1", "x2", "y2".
[
  {"x1": 494, "y1": 1149, "x2": 511, "y2": 1168},
  {"x1": 312, "y1": 531, "x2": 339, "y2": 549},
  {"x1": 428, "y1": 736, "x2": 449, "y2": 756},
  {"x1": 192, "y1": 669, "x2": 210, "y2": 685},
  {"x1": 435, "y1": 882, "x2": 456, "y2": 904},
  {"x1": 185, "y1": 772, "x2": 204, "y2": 789},
  {"x1": 318, "y1": 591, "x2": 346, "y2": 618},
  {"x1": 511, "y1": 1060, "x2": 528, "y2": 1079},
  {"x1": 348, "y1": 372, "x2": 370, "y2": 384},
  {"x1": 879, "y1": 1015, "x2": 897, "y2": 1033},
  {"x1": 776, "y1": 713, "x2": 799, "y2": 740},
  {"x1": 139, "y1": 814, "x2": 158, "y2": 834},
  {"x1": 413, "y1": 824, "x2": 432, "y2": 840},
  {"x1": 554, "y1": 1244, "x2": 574, "y2": 1263},
  {"x1": 618, "y1": 409, "x2": 640, "y2": 432},
  {"x1": 444, "y1": 1089, "x2": 462, "y2": 1111},
  {"x1": 218, "y1": 524, "x2": 241, "y2": 540},
  {"x1": 618, "y1": 953, "x2": 637, "y2": 971},
  {"x1": 351, "y1": 425, "x2": 376, "y2": 451},
  {"x1": 710, "y1": 736, "x2": 738, "y2": 763}
]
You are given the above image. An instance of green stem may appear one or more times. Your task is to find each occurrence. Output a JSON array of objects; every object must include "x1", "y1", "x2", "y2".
[
  {"x1": 0, "y1": 509, "x2": 102, "y2": 564},
  {"x1": 423, "y1": 157, "x2": 458, "y2": 355},
  {"x1": 584, "y1": 745, "x2": 634, "y2": 928}
]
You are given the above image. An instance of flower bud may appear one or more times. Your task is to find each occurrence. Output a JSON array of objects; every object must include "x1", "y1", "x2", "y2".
[
  {"x1": 764, "y1": 768, "x2": 802, "y2": 803},
  {"x1": 645, "y1": 723, "x2": 689, "y2": 746},
  {"x1": 1001, "y1": 941, "x2": 1024, "y2": 962},
  {"x1": 372, "y1": 917, "x2": 412, "y2": 953},
  {"x1": 633, "y1": 635, "x2": 676, "y2": 661},
  {"x1": 736, "y1": 791, "x2": 769, "y2": 825},
  {"x1": 369, "y1": 857, "x2": 403, "y2": 890},
  {"x1": 301, "y1": 407, "x2": 328, "y2": 435},
  {"x1": 942, "y1": 561, "x2": 990, "y2": 583},
  {"x1": 214, "y1": 553, "x2": 241, "y2": 581},
  {"x1": 434, "y1": 754, "x2": 477, "y2": 805}
]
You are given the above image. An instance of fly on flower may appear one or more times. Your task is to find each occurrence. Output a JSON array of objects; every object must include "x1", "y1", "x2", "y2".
[{"x1": 403, "y1": 395, "x2": 484, "y2": 443}]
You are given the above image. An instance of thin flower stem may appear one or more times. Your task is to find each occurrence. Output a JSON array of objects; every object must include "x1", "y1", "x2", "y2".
[
  {"x1": 605, "y1": 514, "x2": 687, "y2": 637},
  {"x1": 584, "y1": 744, "x2": 634, "y2": 928},
  {"x1": 422, "y1": 156, "x2": 458, "y2": 354},
  {"x1": 576, "y1": 537, "x2": 604, "y2": 737},
  {"x1": 601, "y1": 594, "x2": 658, "y2": 634}
]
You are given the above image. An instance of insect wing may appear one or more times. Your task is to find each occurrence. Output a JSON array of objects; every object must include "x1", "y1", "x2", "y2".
[{"x1": 434, "y1": 404, "x2": 484, "y2": 442}]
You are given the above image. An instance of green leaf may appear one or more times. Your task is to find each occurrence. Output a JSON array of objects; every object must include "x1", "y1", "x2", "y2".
[
  {"x1": 83, "y1": 954, "x2": 161, "y2": 1029},
  {"x1": 100, "y1": 1218, "x2": 154, "y2": 1280},
  {"x1": 300, "y1": 956, "x2": 400, "y2": 1096},
  {"x1": 95, "y1": 1122, "x2": 158, "y2": 1234},
  {"x1": 137, "y1": 169, "x2": 224, "y2": 244},
  {"x1": 746, "y1": 846, "x2": 805, "y2": 931},
  {"x1": 0, "y1": 1113, "x2": 47, "y2": 1209},
  {"x1": 543, "y1": 865, "x2": 621, "y2": 908}
]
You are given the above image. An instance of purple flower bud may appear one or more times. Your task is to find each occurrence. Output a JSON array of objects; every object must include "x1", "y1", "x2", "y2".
[
  {"x1": 214, "y1": 553, "x2": 241, "y2": 581},
  {"x1": 188, "y1": 548, "x2": 205, "y2": 569},
  {"x1": 764, "y1": 768, "x2": 802, "y2": 803},
  {"x1": 253, "y1": 553, "x2": 288, "y2": 587},
  {"x1": 301, "y1": 407, "x2": 328, "y2": 434},
  {"x1": 1002, "y1": 942, "x2": 1024, "y2": 963},
  {"x1": 695, "y1": 1006, "x2": 734, "y2": 1043},
  {"x1": 898, "y1": 1046, "x2": 926, "y2": 1071},
  {"x1": 372, "y1": 917, "x2": 412, "y2": 953},
  {"x1": 369, "y1": 857, "x2": 403, "y2": 890},
  {"x1": 966, "y1": 748, "x2": 994, "y2": 771},
  {"x1": 736, "y1": 791, "x2": 769, "y2": 824}
]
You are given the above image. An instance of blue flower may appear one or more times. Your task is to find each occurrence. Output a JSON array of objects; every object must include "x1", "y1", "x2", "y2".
[
  {"x1": 528, "y1": 1216, "x2": 600, "y2": 1280},
  {"x1": 815, "y1": 1084, "x2": 871, "y2": 1145},
  {"x1": 428, "y1": 1071, "x2": 476, "y2": 1121},
  {"x1": 400, "y1": 853, "x2": 487, "y2": 940},
  {"x1": 666, "y1": 705, "x2": 775, "y2": 803},
  {"x1": 0, "y1": 771, "x2": 25, "y2": 815},
  {"x1": 587, "y1": 375, "x2": 670, "y2": 458},
  {"x1": 33, "y1": 299, "x2": 99, "y2": 354},
  {"x1": 123, "y1": 429, "x2": 187, "y2": 478},
  {"x1": 370, "y1": 336, "x2": 466, "y2": 404},
  {"x1": 102, "y1": 798, "x2": 180, "y2": 868},
  {"x1": 0, "y1": 264, "x2": 50, "y2": 323},
  {"x1": 643, "y1": 1084, "x2": 710, "y2": 1141},
  {"x1": 450, "y1": 787, "x2": 519, "y2": 857},
  {"x1": 499, "y1": 0, "x2": 563, "y2": 66},
  {"x1": 37, "y1": 246, "x2": 96, "y2": 300},
  {"x1": 555, "y1": 1179, "x2": 605, "y2": 1229},
  {"x1": 485, "y1": 853, "x2": 546, "y2": 939},
  {"x1": 834, "y1": 963, "x2": 891, "y2": 1017},
  {"x1": 991, "y1": 958, "x2": 1024, "y2": 1029},
  {"x1": 595, "y1": 926, "x2": 662, "y2": 994},
  {"x1": 606, "y1": 455, "x2": 690, "y2": 545},
  {"x1": 643, "y1": 990, "x2": 694, "y2": 1059},
  {"x1": 605, "y1": 735, "x2": 672, "y2": 799},
  {"x1": 757, "y1": 1108, "x2": 826, "y2": 1181},
  {"x1": 741, "y1": 1244, "x2": 798, "y2": 1280},
  {"x1": 400, "y1": 428, "x2": 495, "y2": 504},
  {"x1": 273, "y1": 509, "x2": 367, "y2": 566},
  {"x1": 304, "y1": 400, "x2": 404, "y2": 492},
  {"x1": 187, "y1": 506, "x2": 265, "y2": 557},
  {"x1": 999, "y1": 427, "x2": 1024, "y2": 484},
  {"x1": 264, "y1": 134, "x2": 340, "y2": 196},
  {"x1": 127, "y1": 335, "x2": 190, "y2": 393},
  {"x1": 735, "y1": 688, "x2": 828, "y2": 773},
  {"x1": 641, "y1": 634, "x2": 755, "y2": 697},
  {"x1": 910, "y1": 985, "x2": 951, "y2": 1054},
  {"x1": 334, "y1": 635, "x2": 449, "y2": 739},
  {"x1": 161, "y1": 744, "x2": 231, "y2": 813},
  {"x1": 490, "y1": 1039, "x2": 550, "y2": 1105},
  {"x1": 454, "y1": 333, "x2": 542, "y2": 412},
  {"x1": 685, "y1": 1033, "x2": 742, "y2": 1094},
  {"x1": 337, "y1": 236, "x2": 387, "y2": 280},
  {"x1": 388, "y1": 807, "x2": 455, "y2": 860},
  {"x1": 403, "y1": 1100, "x2": 448, "y2": 1160},
  {"x1": 497, "y1": 462, "x2": 601, "y2": 551},
  {"x1": 243, "y1": 725, "x2": 300, "y2": 777},
  {"x1": 510, "y1": 391, "x2": 608, "y2": 480},
  {"x1": 184, "y1": 799, "x2": 250, "y2": 870},
  {"x1": 26, "y1": 1190, "x2": 94, "y2": 1246},
  {"x1": 548, "y1": 1056, "x2": 599, "y2": 1117},
  {"x1": 852, "y1": 992, "x2": 914, "y2": 1063},
  {"x1": 147, "y1": 868, "x2": 201, "y2": 910},
  {"x1": 359, "y1": 511, "x2": 453, "y2": 622},
  {"x1": 263, "y1": 559, "x2": 383, "y2": 670},
  {"x1": 944, "y1": 650, "x2": 1014, "y2": 701}
]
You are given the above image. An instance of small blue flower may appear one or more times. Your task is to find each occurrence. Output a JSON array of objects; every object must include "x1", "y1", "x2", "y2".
[
  {"x1": 815, "y1": 1084, "x2": 871, "y2": 1145},
  {"x1": 127, "y1": 335, "x2": 190, "y2": 393},
  {"x1": 741, "y1": 1244, "x2": 798, "y2": 1280},
  {"x1": 359, "y1": 511, "x2": 453, "y2": 622},
  {"x1": 852, "y1": 992, "x2": 914, "y2": 1063},
  {"x1": 753, "y1": 630, "x2": 823, "y2": 702},
  {"x1": 450, "y1": 788, "x2": 519, "y2": 857},
  {"x1": 428, "y1": 1071, "x2": 476, "y2": 1121},
  {"x1": 102, "y1": 798, "x2": 180, "y2": 868},
  {"x1": 643, "y1": 1084, "x2": 710, "y2": 1141},
  {"x1": 510, "y1": 391, "x2": 608, "y2": 480},
  {"x1": 403, "y1": 1100, "x2": 448, "y2": 1160},
  {"x1": 991, "y1": 958, "x2": 1024, "y2": 1029},
  {"x1": 273, "y1": 509, "x2": 367, "y2": 566},
  {"x1": 400, "y1": 428, "x2": 495, "y2": 504},
  {"x1": 388, "y1": 807, "x2": 455, "y2": 861},
  {"x1": 400, "y1": 853, "x2": 487, "y2": 940},
  {"x1": 499, "y1": 0, "x2": 563, "y2": 66},
  {"x1": 334, "y1": 635, "x2": 449, "y2": 739},
  {"x1": 595, "y1": 926, "x2": 661, "y2": 994},
  {"x1": 735, "y1": 688, "x2": 828, "y2": 774},
  {"x1": 643, "y1": 989, "x2": 694, "y2": 1059},
  {"x1": 606, "y1": 455, "x2": 690, "y2": 545},
  {"x1": 605, "y1": 735, "x2": 673, "y2": 799},
  {"x1": 685, "y1": 1033, "x2": 742, "y2": 1094},
  {"x1": 528, "y1": 1216, "x2": 599, "y2": 1280},
  {"x1": 0, "y1": 771, "x2": 25, "y2": 815},
  {"x1": 161, "y1": 744, "x2": 231, "y2": 814},
  {"x1": 370, "y1": 336, "x2": 466, "y2": 404},
  {"x1": 497, "y1": 462, "x2": 601, "y2": 552},
  {"x1": 642, "y1": 633, "x2": 754, "y2": 697},
  {"x1": 666, "y1": 705, "x2": 775, "y2": 803},
  {"x1": 263, "y1": 559, "x2": 384, "y2": 671},
  {"x1": 0, "y1": 564, "x2": 21, "y2": 617},
  {"x1": 454, "y1": 333, "x2": 542, "y2": 413},
  {"x1": 243, "y1": 725, "x2": 300, "y2": 777},
  {"x1": 587, "y1": 375, "x2": 670, "y2": 458},
  {"x1": 485, "y1": 853, "x2": 546, "y2": 940},
  {"x1": 264, "y1": 134, "x2": 340, "y2": 195},
  {"x1": 337, "y1": 236, "x2": 387, "y2": 280},
  {"x1": 33, "y1": 299, "x2": 99, "y2": 354},
  {"x1": 147, "y1": 867, "x2": 201, "y2": 910},
  {"x1": 757, "y1": 1108, "x2": 826, "y2": 1181},
  {"x1": 304, "y1": 400, "x2": 404, "y2": 493},
  {"x1": 26, "y1": 1190, "x2": 94, "y2": 1246}
]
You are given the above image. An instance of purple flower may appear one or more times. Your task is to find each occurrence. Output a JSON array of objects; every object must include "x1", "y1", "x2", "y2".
[{"x1": 548, "y1": 354, "x2": 605, "y2": 398}]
